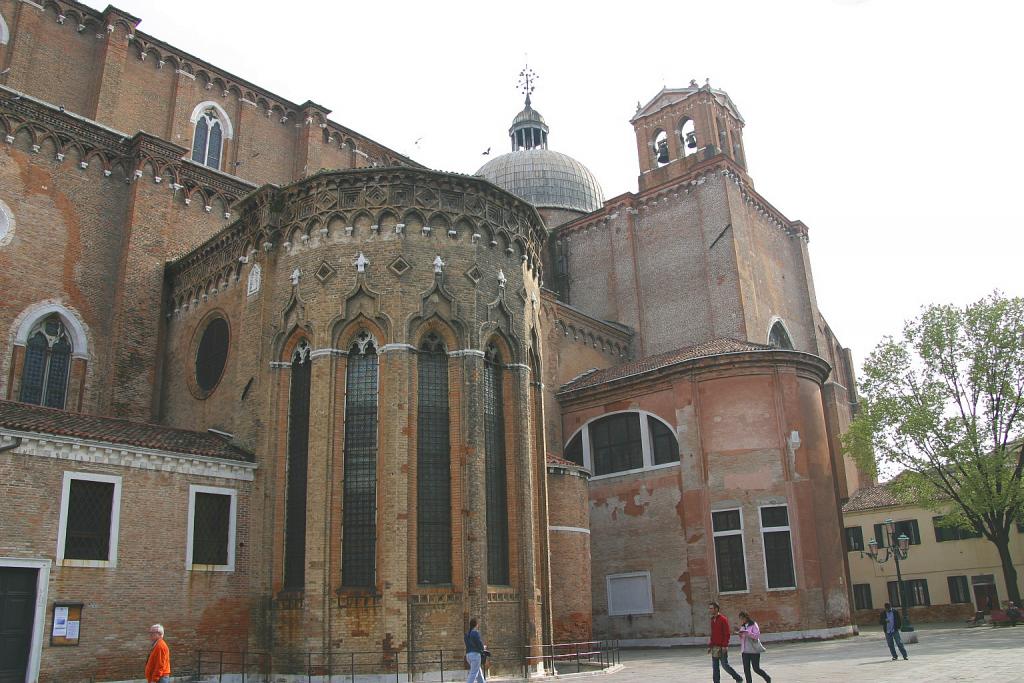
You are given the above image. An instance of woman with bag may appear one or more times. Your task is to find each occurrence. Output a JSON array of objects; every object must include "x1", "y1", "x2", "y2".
[
  {"x1": 464, "y1": 617, "x2": 487, "y2": 683},
  {"x1": 736, "y1": 611, "x2": 771, "y2": 683}
]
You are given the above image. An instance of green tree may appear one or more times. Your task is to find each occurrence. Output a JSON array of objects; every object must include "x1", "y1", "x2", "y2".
[{"x1": 844, "y1": 292, "x2": 1024, "y2": 604}]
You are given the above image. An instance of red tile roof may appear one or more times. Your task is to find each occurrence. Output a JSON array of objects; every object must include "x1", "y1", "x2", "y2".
[
  {"x1": 842, "y1": 482, "x2": 904, "y2": 512},
  {"x1": 0, "y1": 399, "x2": 254, "y2": 462},
  {"x1": 558, "y1": 338, "x2": 774, "y2": 393}
]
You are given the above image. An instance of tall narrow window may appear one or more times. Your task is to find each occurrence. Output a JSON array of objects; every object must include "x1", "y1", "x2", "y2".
[
  {"x1": 483, "y1": 343, "x2": 509, "y2": 585},
  {"x1": 760, "y1": 505, "x2": 796, "y2": 589},
  {"x1": 417, "y1": 333, "x2": 451, "y2": 585},
  {"x1": 283, "y1": 340, "x2": 310, "y2": 591},
  {"x1": 192, "y1": 108, "x2": 224, "y2": 169},
  {"x1": 19, "y1": 315, "x2": 72, "y2": 408},
  {"x1": 342, "y1": 332, "x2": 379, "y2": 588},
  {"x1": 712, "y1": 509, "x2": 747, "y2": 593}
]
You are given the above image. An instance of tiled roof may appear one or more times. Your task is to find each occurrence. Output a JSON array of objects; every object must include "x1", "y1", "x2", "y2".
[
  {"x1": 842, "y1": 482, "x2": 904, "y2": 512},
  {"x1": 558, "y1": 338, "x2": 774, "y2": 393},
  {"x1": 0, "y1": 400, "x2": 254, "y2": 462}
]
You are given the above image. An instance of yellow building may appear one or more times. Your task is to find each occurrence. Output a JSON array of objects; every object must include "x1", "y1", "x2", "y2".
[{"x1": 842, "y1": 482, "x2": 1024, "y2": 624}]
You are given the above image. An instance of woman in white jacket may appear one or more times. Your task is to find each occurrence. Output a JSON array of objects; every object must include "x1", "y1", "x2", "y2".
[{"x1": 736, "y1": 611, "x2": 771, "y2": 683}]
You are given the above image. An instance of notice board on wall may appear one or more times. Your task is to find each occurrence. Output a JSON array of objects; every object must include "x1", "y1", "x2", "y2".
[{"x1": 51, "y1": 602, "x2": 83, "y2": 646}]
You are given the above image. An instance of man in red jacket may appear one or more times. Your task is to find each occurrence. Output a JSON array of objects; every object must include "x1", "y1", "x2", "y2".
[{"x1": 707, "y1": 603, "x2": 742, "y2": 683}]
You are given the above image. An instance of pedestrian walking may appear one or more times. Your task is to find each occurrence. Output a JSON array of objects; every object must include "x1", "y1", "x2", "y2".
[
  {"x1": 879, "y1": 602, "x2": 908, "y2": 661},
  {"x1": 736, "y1": 611, "x2": 770, "y2": 683},
  {"x1": 145, "y1": 624, "x2": 171, "y2": 683},
  {"x1": 465, "y1": 617, "x2": 487, "y2": 683},
  {"x1": 707, "y1": 602, "x2": 742, "y2": 683}
]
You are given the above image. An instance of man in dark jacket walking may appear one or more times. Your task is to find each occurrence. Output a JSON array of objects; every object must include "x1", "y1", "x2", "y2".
[
  {"x1": 879, "y1": 603, "x2": 908, "y2": 661},
  {"x1": 708, "y1": 602, "x2": 742, "y2": 683}
]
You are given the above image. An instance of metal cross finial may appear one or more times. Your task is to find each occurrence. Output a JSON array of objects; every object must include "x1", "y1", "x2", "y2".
[{"x1": 518, "y1": 65, "x2": 537, "y2": 105}]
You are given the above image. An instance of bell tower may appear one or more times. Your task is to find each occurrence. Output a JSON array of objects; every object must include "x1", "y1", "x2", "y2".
[{"x1": 631, "y1": 80, "x2": 748, "y2": 192}]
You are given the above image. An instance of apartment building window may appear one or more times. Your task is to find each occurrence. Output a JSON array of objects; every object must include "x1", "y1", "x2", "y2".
[
  {"x1": 888, "y1": 579, "x2": 930, "y2": 607},
  {"x1": 845, "y1": 526, "x2": 864, "y2": 552},
  {"x1": 933, "y1": 516, "x2": 982, "y2": 542},
  {"x1": 187, "y1": 486, "x2": 236, "y2": 570},
  {"x1": 948, "y1": 575, "x2": 971, "y2": 604},
  {"x1": 853, "y1": 583, "x2": 873, "y2": 610},
  {"x1": 874, "y1": 519, "x2": 920, "y2": 547},
  {"x1": 712, "y1": 509, "x2": 747, "y2": 593},
  {"x1": 57, "y1": 472, "x2": 122, "y2": 566},
  {"x1": 761, "y1": 505, "x2": 796, "y2": 589}
]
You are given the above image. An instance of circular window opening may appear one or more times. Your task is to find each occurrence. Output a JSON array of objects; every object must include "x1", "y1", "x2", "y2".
[{"x1": 195, "y1": 317, "x2": 229, "y2": 393}]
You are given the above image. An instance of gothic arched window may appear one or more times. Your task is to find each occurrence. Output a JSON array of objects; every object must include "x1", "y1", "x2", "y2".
[
  {"x1": 342, "y1": 331, "x2": 379, "y2": 588},
  {"x1": 768, "y1": 321, "x2": 794, "y2": 350},
  {"x1": 283, "y1": 339, "x2": 310, "y2": 591},
  {"x1": 417, "y1": 333, "x2": 451, "y2": 585},
  {"x1": 483, "y1": 342, "x2": 510, "y2": 585},
  {"x1": 191, "y1": 107, "x2": 225, "y2": 169},
  {"x1": 20, "y1": 315, "x2": 73, "y2": 408}
]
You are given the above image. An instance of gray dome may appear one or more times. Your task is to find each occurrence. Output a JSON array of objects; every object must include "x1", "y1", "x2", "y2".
[{"x1": 476, "y1": 149, "x2": 604, "y2": 214}]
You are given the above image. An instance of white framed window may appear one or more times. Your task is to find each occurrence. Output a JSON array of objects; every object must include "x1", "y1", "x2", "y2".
[
  {"x1": 606, "y1": 571, "x2": 654, "y2": 616},
  {"x1": 186, "y1": 485, "x2": 237, "y2": 571},
  {"x1": 56, "y1": 472, "x2": 122, "y2": 568},
  {"x1": 712, "y1": 508, "x2": 747, "y2": 593},
  {"x1": 563, "y1": 410, "x2": 679, "y2": 478},
  {"x1": 189, "y1": 102, "x2": 233, "y2": 170},
  {"x1": 760, "y1": 504, "x2": 796, "y2": 590}
]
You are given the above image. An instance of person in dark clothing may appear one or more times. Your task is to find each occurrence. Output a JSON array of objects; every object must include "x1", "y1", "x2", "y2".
[
  {"x1": 708, "y1": 602, "x2": 743, "y2": 683},
  {"x1": 464, "y1": 617, "x2": 487, "y2": 683},
  {"x1": 879, "y1": 603, "x2": 908, "y2": 661}
]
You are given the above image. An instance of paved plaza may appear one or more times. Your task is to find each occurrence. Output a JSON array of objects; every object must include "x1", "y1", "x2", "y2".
[{"x1": 591, "y1": 623, "x2": 1023, "y2": 682}]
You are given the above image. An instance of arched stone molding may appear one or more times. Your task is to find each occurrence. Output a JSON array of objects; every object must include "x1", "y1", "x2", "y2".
[
  {"x1": 766, "y1": 316, "x2": 795, "y2": 350},
  {"x1": 188, "y1": 100, "x2": 235, "y2": 140},
  {"x1": 411, "y1": 316, "x2": 461, "y2": 354},
  {"x1": 335, "y1": 317, "x2": 387, "y2": 353},
  {"x1": 12, "y1": 301, "x2": 90, "y2": 359}
]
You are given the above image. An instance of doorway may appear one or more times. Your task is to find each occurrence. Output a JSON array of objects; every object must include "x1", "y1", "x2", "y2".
[
  {"x1": 0, "y1": 567, "x2": 37, "y2": 683},
  {"x1": 972, "y1": 575, "x2": 999, "y2": 614}
]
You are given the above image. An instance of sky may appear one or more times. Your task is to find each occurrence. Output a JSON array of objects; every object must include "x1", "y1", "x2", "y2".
[{"x1": 85, "y1": 0, "x2": 1024, "y2": 372}]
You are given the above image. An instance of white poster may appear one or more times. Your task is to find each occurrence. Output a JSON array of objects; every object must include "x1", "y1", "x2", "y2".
[
  {"x1": 66, "y1": 620, "x2": 80, "y2": 640},
  {"x1": 53, "y1": 606, "x2": 69, "y2": 637}
]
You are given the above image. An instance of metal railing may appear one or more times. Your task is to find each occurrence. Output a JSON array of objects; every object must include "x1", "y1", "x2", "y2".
[{"x1": 195, "y1": 640, "x2": 619, "y2": 682}]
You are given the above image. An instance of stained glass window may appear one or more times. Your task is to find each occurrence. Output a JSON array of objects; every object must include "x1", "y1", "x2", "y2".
[
  {"x1": 342, "y1": 332, "x2": 378, "y2": 588},
  {"x1": 417, "y1": 333, "x2": 451, "y2": 585},
  {"x1": 19, "y1": 315, "x2": 72, "y2": 409},
  {"x1": 283, "y1": 340, "x2": 310, "y2": 591},
  {"x1": 484, "y1": 343, "x2": 509, "y2": 585}
]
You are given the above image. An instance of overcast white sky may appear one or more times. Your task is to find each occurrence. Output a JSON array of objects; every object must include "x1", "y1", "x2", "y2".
[{"x1": 89, "y1": 0, "x2": 1024, "y2": 371}]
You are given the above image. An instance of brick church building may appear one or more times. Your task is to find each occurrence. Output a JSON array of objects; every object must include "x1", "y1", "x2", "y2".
[{"x1": 0, "y1": 2, "x2": 863, "y2": 682}]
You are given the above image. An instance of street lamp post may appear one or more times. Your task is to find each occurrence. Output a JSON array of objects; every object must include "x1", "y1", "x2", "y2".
[{"x1": 863, "y1": 518, "x2": 915, "y2": 633}]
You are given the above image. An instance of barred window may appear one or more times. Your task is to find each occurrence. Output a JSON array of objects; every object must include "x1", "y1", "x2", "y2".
[
  {"x1": 58, "y1": 472, "x2": 121, "y2": 566},
  {"x1": 192, "y1": 108, "x2": 225, "y2": 169},
  {"x1": 948, "y1": 575, "x2": 971, "y2": 603},
  {"x1": 484, "y1": 343, "x2": 509, "y2": 585},
  {"x1": 283, "y1": 340, "x2": 310, "y2": 591},
  {"x1": 761, "y1": 505, "x2": 796, "y2": 589},
  {"x1": 853, "y1": 583, "x2": 873, "y2": 610},
  {"x1": 590, "y1": 413, "x2": 643, "y2": 475},
  {"x1": 712, "y1": 509, "x2": 747, "y2": 593},
  {"x1": 342, "y1": 332, "x2": 378, "y2": 588},
  {"x1": 845, "y1": 526, "x2": 864, "y2": 552},
  {"x1": 188, "y1": 487, "x2": 236, "y2": 570},
  {"x1": 417, "y1": 333, "x2": 451, "y2": 585},
  {"x1": 19, "y1": 315, "x2": 72, "y2": 408}
]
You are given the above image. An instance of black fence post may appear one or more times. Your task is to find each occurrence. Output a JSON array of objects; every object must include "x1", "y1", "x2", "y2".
[
  {"x1": 350, "y1": 653, "x2": 355, "y2": 683},
  {"x1": 219, "y1": 651, "x2": 224, "y2": 683},
  {"x1": 439, "y1": 649, "x2": 444, "y2": 683},
  {"x1": 241, "y1": 650, "x2": 247, "y2": 683}
]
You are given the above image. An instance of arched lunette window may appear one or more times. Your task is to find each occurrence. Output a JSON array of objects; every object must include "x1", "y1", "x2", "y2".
[
  {"x1": 191, "y1": 107, "x2": 225, "y2": 169},
  {"x1": 20, "y1": 315, "x2": 72, "y2": 408},
  {"x1": 564, "y1": 411, "x2": 678, "y2": 476},
  {"x1": 768, "y1": 320, "x2": 794, "y2": 350},
  {"x1": 283, "y1": 339, "x2": 311, "y2": 591},
  {"x1": 417, "y1": 333, "x2": 451, "y2": 585},
  {"x1": 483, "y1": 343, "x2": 510, "y2": 585},
  {"x1": 342, "y1": 331, "x2": 379, "y2": 588}
]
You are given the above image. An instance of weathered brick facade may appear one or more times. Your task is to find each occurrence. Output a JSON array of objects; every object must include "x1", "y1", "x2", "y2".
[{"x1": 0, "y1": 3, "x2": 862, "y2": 682}]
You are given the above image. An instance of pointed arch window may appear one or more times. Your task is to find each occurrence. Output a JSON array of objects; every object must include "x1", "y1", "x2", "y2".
[
  {"x1": 192, "y1": 108, "x2": 225, "y2": 169},
  {"x1": 283, "y1": 339, "x2": 310, "y2": 591},
  {"x1": 20, "y1": 315, "x2": 72, "y2": 408},
  {"x1": 342, "y1": 331, "x2": 379, "y2": 588},
  {"x1": 417, "y1": 333, "x2": 451, "y2": 585},
  {"x1": 768, "y1": 321, "x2": 794, "y2": 350},
  {"x1": 483, "y1": 343, "x2": 510, "y2": 585}
]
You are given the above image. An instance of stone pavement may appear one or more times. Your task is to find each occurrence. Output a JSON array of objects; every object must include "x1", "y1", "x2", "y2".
[{"x1": 592, "y1": 623, "x2": 1024, "y2": 683}]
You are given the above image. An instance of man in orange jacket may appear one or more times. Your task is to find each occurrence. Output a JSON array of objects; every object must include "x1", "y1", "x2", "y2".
[{"x1": 146, "y1": 624, "x2": 171, "y2": 683}]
